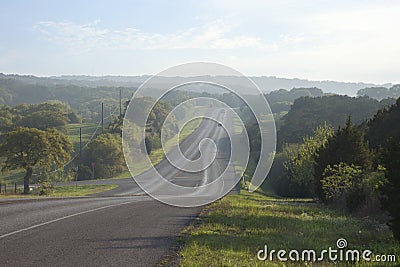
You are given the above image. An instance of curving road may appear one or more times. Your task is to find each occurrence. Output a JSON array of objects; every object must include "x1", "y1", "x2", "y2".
[{"x1": 0, "y1": 108, "x2": 239, "y2": 266}]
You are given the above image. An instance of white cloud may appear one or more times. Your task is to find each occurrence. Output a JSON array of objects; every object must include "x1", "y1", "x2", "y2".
[
  {"x1": 29, "y1": 1, "x2": 400, "y2": 82},
  {"x1": 33, "y1": 19, "x2": 270, "y2": 53}
]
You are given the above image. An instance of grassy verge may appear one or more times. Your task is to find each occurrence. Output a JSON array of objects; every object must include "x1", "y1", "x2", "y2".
[
  {"x1": 178, "y1": 191, "x2": 399, "y2": 266},
  {"x1": 149, "y1": 117, "x2": 203, "y2": 165},
  {"x1": 125, "y1": 116, "x2": 204, "y2": 178},
  {"x1": 0, "y1": 184, "x2": 117, "y2": 198}
]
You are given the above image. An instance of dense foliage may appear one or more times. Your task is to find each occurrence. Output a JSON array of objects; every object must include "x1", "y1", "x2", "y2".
[
  {"x1": 365, "y1": 98, "x2": 400, "y2": 148},
  {"x1": 314, "y1": 118, "x2": 372, "y2": 202},
  {"x1": 0, "y1": 101, "x2": 81, "y2": 133},
  {"x1": 264, "y1": 124, "x2": 333, "y2": 198},
  {"x1": 0, "y1": 74, "x2": 134, "y2": 122},
  {"x1": 283, "y1": 124, "x2": 334, "y2": 197},
  {"x1": 79, "y1": 133, "x2": 125, "y2": 179},
  {"x1": 380, "y1": 140, "x2": 400, "y2": 241},
  {"x1": 278, "y1": 95, "x2": 394, "y2": 147},
  {"x1": 262, "y1": 94, "x2": 400, "y2": 240}
]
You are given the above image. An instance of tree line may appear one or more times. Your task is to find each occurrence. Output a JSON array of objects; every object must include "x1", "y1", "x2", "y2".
[
  {"x1": 0, "y1": 101, "x2": 81, "y2": 134},
  {"x1": 0, "y1": 74, "x2": 134, "y2": 122}
]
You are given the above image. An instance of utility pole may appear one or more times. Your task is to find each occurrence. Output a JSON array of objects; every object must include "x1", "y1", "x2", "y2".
[
  {"x1": 119, "y1": 88, "x2": 122, "y2": 118},
  {"x1": 79, "y1": 127, "x2": 82, "y2": 161},
  {"x1": 120, "y1": 88, "x2": 123, "y2": 138},
  {"x1": 101, "y1": 102, "x2": 104, "y2": 133},
  {"x1": 77, "y1": 127, "x2": 82, "y2": 188},
  {"x1": 91, "y1": 162, "x2": 95, "y2": 180}
]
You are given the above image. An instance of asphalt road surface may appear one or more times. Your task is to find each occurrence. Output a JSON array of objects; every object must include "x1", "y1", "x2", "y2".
[{"x1": 0, "y1": 108, "x2": 239, "y2": 266}]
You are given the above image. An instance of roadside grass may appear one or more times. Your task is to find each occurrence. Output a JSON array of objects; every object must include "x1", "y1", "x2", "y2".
[
  {"x1": 150, "y1": 117, "x2": 203, "y2": 165},
  {"x1": 126, "y1": 116, "x2": 204, "y2": 177},
  {"x1": 233, "y1": 115, "x2": 243, "y2": 135},
  {"x1": 178, "y1": 191, "x2": 399, "y2": 266},
  {"x1": 0, "y1": 184, "x2": 117, "y2": 198},
  {"x1": 47, "y1": 184, "x2": 118, "y2": 197}
]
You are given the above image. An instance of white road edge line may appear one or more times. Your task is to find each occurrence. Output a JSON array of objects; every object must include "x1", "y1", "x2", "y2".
[{"x1": 0, "y1": 200, "x2": 136, "y2": 239}]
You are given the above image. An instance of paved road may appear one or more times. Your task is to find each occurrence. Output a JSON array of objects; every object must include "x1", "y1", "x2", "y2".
[{"x1": 0, "y1": 108, "x2": 239, "y2": 266}]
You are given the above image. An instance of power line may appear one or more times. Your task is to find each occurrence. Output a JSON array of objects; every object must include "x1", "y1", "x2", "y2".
[{"x1": 45, "y1": 104, "x2": 120, "y2": 174}]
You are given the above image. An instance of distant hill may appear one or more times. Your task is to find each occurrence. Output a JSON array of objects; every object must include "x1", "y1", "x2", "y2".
[
  {"x1": 52, "y1": 74, "x2": 389, "y2": 95},
  {"x1": 357, "y1": 85, "x2": 400, "y2": 100},
  {"x1": 0, "y1": 73, "x2": 135, "y2": 122},
  {"x1": 1, "y1": 73, "x2": 391, "y2": 95},
  {"x1": 265, "y1": 87, "x2": 325, "y2": 114},
  {"x1": 0, "y1": 73, "x2": 394, "y2": 123}
]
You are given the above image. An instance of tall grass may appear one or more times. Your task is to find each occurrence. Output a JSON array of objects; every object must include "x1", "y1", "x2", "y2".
[{"x1": 179, "y1": 191, "x2": 399, "y2": 266}]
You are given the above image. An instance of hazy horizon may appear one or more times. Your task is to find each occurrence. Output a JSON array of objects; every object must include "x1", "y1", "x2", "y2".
[{"x1": 0, "y1": 72, "x2": 396, "y2": 86}]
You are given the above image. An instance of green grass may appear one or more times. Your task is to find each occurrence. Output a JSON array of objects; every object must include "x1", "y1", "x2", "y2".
[
  {"x1": 68, "y1": 123, "x2": 99, "y2": 153},
  {"x1": 127, "y1": 116, "x2": 204, "y2": 177},
  {"x1": 0, "y1": 184, "x2": 117, "y2": 198},
  {"x1": 150, "y1": 118, "x2": 203, "y2": 164},
  {"x1": 47, "y1": 184, "x2": 117, "y2": 197},
  {"x1": 178, "y1": 191, "x2": 399, "y2": 266},
  {"x1": 233, "y1": 116, "x2": 244, "y2": 135}
]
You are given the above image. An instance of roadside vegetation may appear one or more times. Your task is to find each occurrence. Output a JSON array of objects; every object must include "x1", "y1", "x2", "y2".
[
  {"x1": 178, "y1": 190, "x2": 399, "y2": 266},
  {"x1": 251, "y1": 96, "x2": 400, "y2": 244},
  {"x1": 0, "y1": 90, "x2": 206, "y2": 192},
  {"x1": 176, "y1": 91, "x2": 400, "y2": 266},
  {"x1": 0, "y1": 184, "x2": 117, "y2": 198}
]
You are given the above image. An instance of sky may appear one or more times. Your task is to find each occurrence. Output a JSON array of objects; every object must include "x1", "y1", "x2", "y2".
[{"x1": 0, "y1": 0, "x2": 399, "y2": 83}]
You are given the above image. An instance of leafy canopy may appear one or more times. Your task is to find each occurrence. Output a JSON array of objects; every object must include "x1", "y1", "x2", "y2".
[{"x1": 1, "y1": 127, "x2": 73, "y2": 172}]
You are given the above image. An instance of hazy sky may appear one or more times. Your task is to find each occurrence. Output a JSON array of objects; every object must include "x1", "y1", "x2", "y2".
[{"x1": 1, "y1": 0, "x2": 399, "y2": 83}]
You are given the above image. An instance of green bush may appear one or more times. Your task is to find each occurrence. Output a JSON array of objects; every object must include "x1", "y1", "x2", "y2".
[{"x1": 77, "y1": 165, "x2": 93, "y2": 181}]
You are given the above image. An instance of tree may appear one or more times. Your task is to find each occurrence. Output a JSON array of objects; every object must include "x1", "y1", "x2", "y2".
[
  {"x1": 82, "y1": 133, "x2": 125, "y2": 178},
  {"x1": 144, "y1": 136, "x2": 153, "y2": 155},
  {"x1": 283, "y1": 123, "x2": 334, "y2": 197},
  {"x1": 0, "y1": 127, "x2": 73, "y2": 194},
  {"x1": 17, "y1": 110, "x2": 70, "y2": 132},
  {"x1": 314, "y1": 117, "x2": 371, "y2": 201},
  {"x1": 321, "y1": 163, "x2": 362, "y2": 204},
  {"x1": 380, "y1": 140, "x2": 400, "y2": 241}
]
